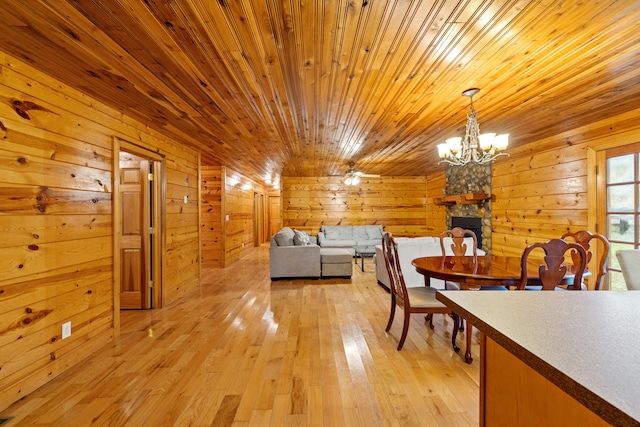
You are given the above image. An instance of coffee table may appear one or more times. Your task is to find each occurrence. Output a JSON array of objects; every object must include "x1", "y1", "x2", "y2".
[{"x1": 354, "y1": 246, "x2": 376, "y2": 271}]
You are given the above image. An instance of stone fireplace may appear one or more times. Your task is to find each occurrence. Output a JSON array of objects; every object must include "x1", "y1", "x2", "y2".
[{"x1": 443, "y1": 162, "x2": 493, "y2": 255}]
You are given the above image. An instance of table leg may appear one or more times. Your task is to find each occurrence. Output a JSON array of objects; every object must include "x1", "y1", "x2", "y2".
[{"x1": 361, "y1": 256, "x2": 365, "y2": 271}]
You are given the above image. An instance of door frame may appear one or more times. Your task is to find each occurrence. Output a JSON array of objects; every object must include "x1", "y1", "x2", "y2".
[
  {"x1": 113, "y1": 136, "x2": 166, "y2": 337},
  {"x1": 254, "y1": 191, "x2": 265, "y2": 246},
  {"x1": 587, "y1": 127, "x2": 640, "y2": 290}
]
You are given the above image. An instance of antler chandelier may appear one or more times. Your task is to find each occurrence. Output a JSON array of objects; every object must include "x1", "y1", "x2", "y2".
[{"x1": 437, "y1": 88, "x2": 509, "y2": 166}]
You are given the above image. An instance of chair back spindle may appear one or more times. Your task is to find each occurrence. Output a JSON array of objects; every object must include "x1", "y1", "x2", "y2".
[{"x1": 382, "y1": 232, "x2": 407, "y2": 302}]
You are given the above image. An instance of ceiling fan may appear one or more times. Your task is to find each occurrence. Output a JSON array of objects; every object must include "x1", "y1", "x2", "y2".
[{"x1": 342, "y1": 162, "x2": 380, "y2": 185}]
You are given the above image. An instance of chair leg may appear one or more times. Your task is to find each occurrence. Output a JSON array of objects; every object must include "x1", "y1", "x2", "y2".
[
  {"x1": 424, "y1": 314, "x2": 434, "y2": 329},
  {"x1": 449, "y1": 313, "x2": 464, "y2": 331},
  {"x1": 464, "y1": 321, "x2": 473, "y2": 363},
  {"x1": 385, "y1": 297, "x2": 396, "y2": 332},
  {"x1": 397, "y1": 309, "x2": 411, "y2": 350},
  {"x1": 451, "y1": 313, "x2": 460, "y2": 353}
]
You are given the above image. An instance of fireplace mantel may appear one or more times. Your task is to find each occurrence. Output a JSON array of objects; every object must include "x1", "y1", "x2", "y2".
[{"x1": 434, "y1": 192, "x2": 495, "y2": 206}]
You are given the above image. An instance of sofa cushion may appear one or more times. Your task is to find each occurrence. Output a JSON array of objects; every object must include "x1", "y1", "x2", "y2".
[
  {"x1": 354, "y1": 240, "x2": 380, "y2": 249},
  {"x1": 274, "y1": 227, "x2": 295, "y2": 246},
  {"x1": 293, "y1": 229, "x2": 311, "y2": 246},
  {"x1": 323, "y1": 226, "x2": 345, "y2": 240},
  {"x1": 320, "y1": 248, "x2": 353, "y2": 264},
  {"x1": 365, "y1": 225, "x2": 383, "y2": 240},
  {"x1": 323, "y1": 239, "x2": 356, "y2": 248},
  {"x1": 352, "y1": 226, "x2": 369, "y2": 241},
  {"x1": 323, "y1": 225, "x2": 356, "y2": 240}
]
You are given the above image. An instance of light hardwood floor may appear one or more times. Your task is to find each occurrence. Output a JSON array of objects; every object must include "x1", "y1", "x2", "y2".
[{"x1": 0, "y1": 246, "x2": 481, "y2": 426}]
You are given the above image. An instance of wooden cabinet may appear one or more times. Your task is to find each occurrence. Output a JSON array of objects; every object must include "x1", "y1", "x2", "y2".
[{"x1": 481, "y1": 335, "x2": 609, "y2": 427}]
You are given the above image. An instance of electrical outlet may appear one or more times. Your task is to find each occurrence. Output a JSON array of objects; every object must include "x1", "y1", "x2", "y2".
[
  {"x1": 242, "y1": 242, "x2": 245, "y2": 248},
  {"x1": 62, "y1": 321, "x2": 71, "y2": 339}
]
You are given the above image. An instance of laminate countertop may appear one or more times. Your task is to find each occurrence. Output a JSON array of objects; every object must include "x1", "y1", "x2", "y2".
[{"x1": 436, "y1": 291, "x2": 640, "y2": 427}]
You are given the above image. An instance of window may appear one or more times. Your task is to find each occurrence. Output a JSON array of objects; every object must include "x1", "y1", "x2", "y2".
[{"x1": 604, "y1": 143, "x2": 640, "y2": 290}]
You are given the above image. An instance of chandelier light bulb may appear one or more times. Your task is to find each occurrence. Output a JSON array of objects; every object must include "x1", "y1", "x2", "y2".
[
  {"x1": 478, "y1": 133, "x2": 495, "y2": 151},
  {"x1": 437, "y1": 143, "x2": 449, "y2": 159},
  {"x1": 446, "y1": 137, "x2": 462, "y2": 155},
  {"x1": 495, "y1": 133, "x2": 509, "y2": 151}
]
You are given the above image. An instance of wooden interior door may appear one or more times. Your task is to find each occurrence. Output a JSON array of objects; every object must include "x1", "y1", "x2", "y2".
[
  {"x1": 119, "y1": 152, "x2": 151, "y2": 309},
  {"x1": 268, "y1": 195, "x2": 281, "y2": 238}
]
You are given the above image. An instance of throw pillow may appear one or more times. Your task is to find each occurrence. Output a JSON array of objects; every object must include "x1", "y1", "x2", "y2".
[
  {"x1": 274, "y1": 227, "x2": 295, "y2": 246},
  {"x1": 293, "y1": 229, "x2": 311, "y2": 246}
]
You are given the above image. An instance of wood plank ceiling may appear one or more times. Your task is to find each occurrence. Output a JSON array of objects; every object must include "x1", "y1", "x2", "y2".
[{"x1": 0, "y1": 0, "x2": 638, "y2": 181}]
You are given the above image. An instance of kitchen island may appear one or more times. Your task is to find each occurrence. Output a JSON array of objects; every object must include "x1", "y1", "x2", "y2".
[{"x1": 436, "y1": 291, "x2": 640, "y2": 427}]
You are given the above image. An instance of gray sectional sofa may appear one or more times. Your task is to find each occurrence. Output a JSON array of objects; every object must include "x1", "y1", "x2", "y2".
[
  {"x1": 270, "y1": 227, "x2": 320, "y2": 279},
  {"x1": 317, "y1": 225, "x2": 384, "y2": 255},
  {"x1": 270, "y1": 227, "x2": 352, "y2": 279}
]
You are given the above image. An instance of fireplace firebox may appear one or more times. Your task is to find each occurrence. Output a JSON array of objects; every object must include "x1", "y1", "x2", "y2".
[{"x1": 450, "y1": 217, "x2": 482, "y2": 249}]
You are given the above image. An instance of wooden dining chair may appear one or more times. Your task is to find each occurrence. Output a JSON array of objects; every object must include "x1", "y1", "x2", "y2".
[
  {"x1": 439, "y1": 227, "x2": 478, "y2": 290},
  {"x1": 516, "y1": 239, "x2": 588, "y2": 291},
  {"x1": 439, "y1": 227, "x2": 503, "y2": 362},
  {"x1": 440, "y1": 227, "x2": 478, "y2": 257},
  {"x1": 561, "y1": 230, "x2": 610, "y2": 290},
  {"x1": 382, "y1": 232, "x2": 460, "y2": 351}
]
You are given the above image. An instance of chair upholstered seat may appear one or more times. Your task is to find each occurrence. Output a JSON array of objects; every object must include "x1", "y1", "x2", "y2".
[
  {"x1": 405, "y1": 286, "x2": 443, "y2": 307},
  {"x1": 524, "y1": 285, "x2": 571, "y2": 291}
]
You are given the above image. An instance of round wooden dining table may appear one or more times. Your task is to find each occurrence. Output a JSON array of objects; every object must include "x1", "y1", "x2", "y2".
[
  {"x1": 411, "y1": 255, "x2": 586, "y2": 363},
  {"x1": 412, "y1": 255, "x2": 523, "y2": 289}
]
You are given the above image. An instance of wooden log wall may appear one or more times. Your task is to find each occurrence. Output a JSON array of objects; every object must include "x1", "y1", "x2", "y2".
[
  {"x1": 426, "y1": 173, "x2": 447, "y2": 234},
  {"x1": 201, "y1": 166, "x2": 223, "y2": 268},
  {"x1": 222, "y1": 168, "x2": 269, "y2": 266},
  {"x1": 491, "y1": 109, "x2": 640, "y2": 260},
  {"x1": 164, "y1": 156, "x2": 201, "y2": 305},
  {"x1": 281, "y1": 176, "x2": 429, "y2": 237},
  {"x1": 0, "y1": 53, "x2": 200, "y2": 411},
  {"x1": 491, "y1": 143, "x2": 589, "y2": 256}
]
